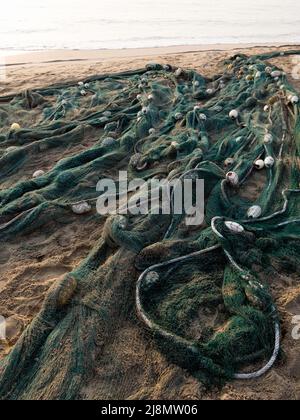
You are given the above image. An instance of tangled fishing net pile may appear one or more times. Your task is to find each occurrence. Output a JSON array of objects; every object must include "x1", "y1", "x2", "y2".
[{"x1": 0, "y1": 50, "x2": 299, "y2": 399}]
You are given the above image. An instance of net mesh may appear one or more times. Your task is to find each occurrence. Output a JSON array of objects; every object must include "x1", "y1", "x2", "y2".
[{"x1": 0, "y1": 50, "x2": 300, "y2": 399}]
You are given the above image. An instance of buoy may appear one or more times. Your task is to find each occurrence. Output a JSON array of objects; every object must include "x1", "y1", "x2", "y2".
[
  {"x1": 149, "y1": 128, "x2": 156, "y2": 135},
  {"x1": 224, "y1": 158, "x2": 235, "y2": 166},
  {"x1": 193, "y1": 105, "x2": 201, "y2": 111},
  {"x1": 78, "y1": 81, "x2": 84, "y2": 86},
  {"x1": 32, "y1": 170, "x2": 45, "y2": 179},
  {"x1": 229, "y1": 109, "x2": 239, "y2": 120},
  {"x1": 225, "y1": 221, "x2": 245, "y2": 233},
  {"x1": 71, "y1": 201, "x2": 92, "y2": 215},
  {"x1": 84, "y1": 83, "x2": 90, "y2": 89},
  {"x1": 264, "y1": 133, "x2": 273, "y2": 144},
  {"x1": 194, "y1": 81, "x2": 200, "y2": 87},
  {"x1": 290, "y1": 95, "x2": 299, "y2": 104},
  {"x1": 142, "y1": 107, "x2": 149, "y2": 115},
  {"x1": 144, "y1": 271, "x2": 160, "y2": 288},
  {"x1": 264, "y1": 156, "x2": 275, "y2": 168},
  {"x1": 147, "y1": 94, "x2": 154, "y2": 102},
  {"x1": 175, "y1": 68, "x2": 183, "y2": 77},
  {"x1": 80, "y1": 90, "x2": 87, "y2": 96},
  {"x1": 255, "y1": 71, "x2": 262, "y2": 79},
  {"x1": 254, "y1": 159, "x2": 265, "y2": 170},
  {"x1": 264, "y1": 105, "x2": 270, "y2": 112},
  {"x1": 265, "y1": 66, "x2": 272, "y2": 74},
  {"x1": 226, "y1": 171, "x2": 239, "y2": 186},
  {"x1": 271, "y1": 70, "x2": 281, "y2": 78},
  {"x1": 247, "y1": 205, "x2": 262, "y2": 219},
  {"x1": 206, "y1": 88, "x2": 214, "y2": 95},
  {"x1": 199, "y1": 113, "x2": 207, "y2": 121},
  {"x1": 171, "y1": 141, "x2": 179, "y2": 149},
  {"x1": 10, "y1": 123, "x2": 21, "y2": 132}
]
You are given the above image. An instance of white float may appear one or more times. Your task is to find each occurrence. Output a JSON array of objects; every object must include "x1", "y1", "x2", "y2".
[
  {"x1": 225, "y1": 221, "x2": 245, "y2": 233},
  {"x1": 229, "y1": 109, "x2": 239, "y2": 120},
  {"x1": 225, "y1": 158, "x2": 235, "y2": 166},
  {"x1": 247, "y1": 205, "x2": 262, "y2": 219},
  {"x1": 271, "y1": 70, "x2": 281, "y2": 78},
  {"x1": 10, "y1": 123, "x2": 21, "y2": 131},
  {"x1": 226, "y1": 171, "x2": 239, "y2": 186},
  {"x1": 264, "y1": 156, "x2": 275, "y2": 168},
  {"x1": 144, "y1": 271, "x2": 160, "y2": 286},
  {"x1": 175, "y1": 68, "x2": 183, "y2": 77},
  {"x1": 33, "y1": 170, "x2": 45, "y2": 178},
  {"x1": 206, "y1": 88, "x2": 214, "y2": 95},
  {"x1": 254, "y1": 159, "x2": 265, "y2": 170},
  {"x1": 290, "y1": 95, "x2": 299, "y2": 104},
  {"x1": 72, "y1": 201, "x2": 92, "y2": 215}
]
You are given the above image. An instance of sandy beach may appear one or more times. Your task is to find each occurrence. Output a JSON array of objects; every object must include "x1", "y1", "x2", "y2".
[
  {"x1": 1, "y1": 43, "x2": 300, "y2": 400},
  {"x1": 2, "y1": 43, "x2": 300, "y2": 95}
]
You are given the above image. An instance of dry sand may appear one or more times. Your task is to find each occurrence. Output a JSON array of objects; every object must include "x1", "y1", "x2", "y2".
[{"x1": 1, "y1": 44, "x2": 300, "y2": 400}]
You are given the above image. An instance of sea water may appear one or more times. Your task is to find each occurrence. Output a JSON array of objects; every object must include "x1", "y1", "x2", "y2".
[{"x1": 0, "y1": 0, "x2": 299, "y2": 52}]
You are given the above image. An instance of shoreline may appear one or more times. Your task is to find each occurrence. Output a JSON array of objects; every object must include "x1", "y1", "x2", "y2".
[
  {"x1": 1, "y1": 43, "x2": 300, "y2": 97},
  {"x1": 3, "y1": 42, "x2": 300, "y2": 66}
]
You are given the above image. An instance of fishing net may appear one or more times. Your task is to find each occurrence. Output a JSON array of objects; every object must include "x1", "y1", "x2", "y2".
[{"x1": 0, "y1": 50, "x2": 300, "y2": 399}]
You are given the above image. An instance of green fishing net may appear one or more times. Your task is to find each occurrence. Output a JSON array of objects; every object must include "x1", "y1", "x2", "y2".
[{"x1": 0, "y1": 50, "x2": 300, "y2": 399}]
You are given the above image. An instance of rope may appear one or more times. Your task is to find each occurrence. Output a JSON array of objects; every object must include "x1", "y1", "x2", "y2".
[
  {"x1": 234, "y1": 320, "x2": 280, "y2": 380},
  {"x1": 210, "y1": 216, "x2": 281, "y2": 379}
]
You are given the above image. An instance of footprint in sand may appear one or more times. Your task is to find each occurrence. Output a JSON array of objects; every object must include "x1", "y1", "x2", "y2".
[
  {"x1": 22, "y1": 264, "x2": 72, "y2": 283},
  {"x1": 4, "y1": 316, "x2": 24, "y2": 345}
]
